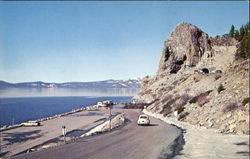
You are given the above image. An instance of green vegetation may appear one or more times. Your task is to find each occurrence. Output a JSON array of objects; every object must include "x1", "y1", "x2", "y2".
[
  {"x1": 217, "y1": 84, "x2": 225, "y2": 93},
  {"x1": 189, "y1": 90, "x2": 212, "y2": 104},
  {"x1": 242, "y1": 97, "x2": 250, "y2": 106},
  {"x1": 229, "y1": 25, "x2": 235, "y2": 37},
  {"x1": 161, "y1": 96, "x2": 180, "y2": 116},
  {"x1": 163, "y1": 99, "x2": 176, "y2": 109},
  {"x1": 175, "y1": 105, "x2": 185, "y2": 114},
  {"x1": 205, "y1": 90, "x2": 213, "y2": 95},
  {"x1": 229, "y1": 22, "x2": 249, "y2": 58},
  {"x1": 189, "y1": 96, "x2": 198, "y2": 104},
  {"x1": 178, "y1": 112, "x2": 189, "y2": 120}
]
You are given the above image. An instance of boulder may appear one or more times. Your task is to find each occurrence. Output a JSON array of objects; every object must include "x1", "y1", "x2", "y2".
[{"x1": 157, "y1": 23, "x2": 211, "y2": 75}]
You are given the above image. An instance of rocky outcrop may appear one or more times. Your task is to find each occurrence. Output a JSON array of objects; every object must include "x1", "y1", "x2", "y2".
[
  {"x1": 134, "y1": 23, "x2": 249, "y2": 135},
  {"x1": 210, "y1": 34, "x2": 238, "y2": 46},
  {"x1": 157, "y1": 23, "x2": 211, "y2": 75}
]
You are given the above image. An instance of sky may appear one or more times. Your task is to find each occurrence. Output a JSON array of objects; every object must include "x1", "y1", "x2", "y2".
[{"x1": 0, "y1": 1, "x2": 249, "y2": 83}]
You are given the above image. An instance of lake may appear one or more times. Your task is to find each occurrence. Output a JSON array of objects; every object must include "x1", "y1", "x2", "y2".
[{"x1": 0, "y1": 96, "x2": 132, "y2": 127}]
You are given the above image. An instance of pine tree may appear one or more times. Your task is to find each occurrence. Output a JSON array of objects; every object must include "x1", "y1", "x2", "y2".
[
  {"x1": 239, "y1": 25, "x2": 245, "y2": 41},
  {"x1": 229, "y1": 25, "x2": 235, "y2": 37},
  {"x1": 235, "y1": 30, "x2": 240, "y2": 40},
  {"x1": 239, "y1": 22, "x2": 249, "y2": 58}
]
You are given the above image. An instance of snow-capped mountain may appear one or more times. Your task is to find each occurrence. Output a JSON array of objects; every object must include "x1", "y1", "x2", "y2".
[{"x1": 0, "y1": 79, "x2": 141, "y2": 89}]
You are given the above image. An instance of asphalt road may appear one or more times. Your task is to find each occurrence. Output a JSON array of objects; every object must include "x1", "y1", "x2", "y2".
[{"x1": 15, "y1": 109, "x2": 181, "y2": 159}]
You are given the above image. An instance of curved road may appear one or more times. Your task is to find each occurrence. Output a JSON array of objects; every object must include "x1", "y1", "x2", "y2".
[{"x1": 15, "y1": 109, "x2": 181, "y2": 159}]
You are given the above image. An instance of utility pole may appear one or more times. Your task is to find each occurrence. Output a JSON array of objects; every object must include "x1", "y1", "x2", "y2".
[{"x1": 109, "y1": 105, "x2": 112, "y2": 131}]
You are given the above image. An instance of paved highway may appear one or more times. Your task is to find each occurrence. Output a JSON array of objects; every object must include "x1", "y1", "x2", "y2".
[{"x1": 15, "y1": 109, "x2": 181, "y2": 159}]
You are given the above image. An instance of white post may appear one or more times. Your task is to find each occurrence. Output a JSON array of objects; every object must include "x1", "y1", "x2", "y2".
[
  {"x1": 109, "y1": 106, "x2": 112, "y2": 131},
  {"x1": 62, "y1": 125, "x2": 66, "y2": 143}
]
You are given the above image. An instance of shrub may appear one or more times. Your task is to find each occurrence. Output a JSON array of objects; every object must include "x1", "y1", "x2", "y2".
[
  {"x1": 161, "y1": 95, "x2": 173, "y2": 104},
  {"x1": 163, "y1": 99, "x2": 176, "y2": 109},
  {"x1": 154, "y1": 100, "x2": 161, "y2": 107},
  {"x1": 189, "y1": 90, "x2": 212, "y2": 104},
  {"x1": 214, "y1": 74, "x2": 221, "y2": 80},
  {"x1": 178, "y1": 112, "x2": 189, "y2": 120},
  {"x1": 222, "y1": 102, "x2": 238, "y2": 113},
  {"x1": 161, "y1": 107, "x2": 172, "y2": 116},
  {"x1": 175, "y1": 105, "x2": 185, "y2": 114},
  {"x1": 172, "y1": 81, "x2": 178, "y2": 86},
  {"x1": 161, "y1": 97, "x2": 179, "y2": 116},
  {"x1": 174, "y1": 94, "x2": 181, "y2": 99},
  {"x1": 217, "y1": 84, "x2": 225, "y2": 93},
  {"x1": 180, "y1": 93, "x2": 191, "y2": 105},
  {"x1": 142, "y1": 80, "x2": 149, "y2": 84},
  {"x1": 242, "y1": 97, "x2": 250, "y2": 106},
  {"x1": 193, "y1": 76, "x2": 201, "y2": 82},
  {"x1": 205, "y1": 90, "x2": 213, "y2": 95},
  {"x1": 189, "y1": 96, "x2": 198, "y2": 104},
  {"x1": 197, "y1": 95, "x2": 210, "y2": 107},
  {"x1": 167, "y1": 86, "x2": 174, "y2": 91}
]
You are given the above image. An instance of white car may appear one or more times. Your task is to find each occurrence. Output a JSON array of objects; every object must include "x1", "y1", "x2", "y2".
[
  {"x1": 137, "y1": 115, "x2": 150, "y2": 126},
  {"x1": 22, "y1": 120, "x2": 41, "y2": 126}
]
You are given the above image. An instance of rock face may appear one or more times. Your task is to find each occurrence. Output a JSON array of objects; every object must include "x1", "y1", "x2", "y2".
[
  {"x1": 210, "y1": 34, "x2": 238, "y2": 46},
  {"x1": 134, "y1": 23, "x2": 249, "y2": 135},
  {"x1": 157, "y1": 23, "x2": 211, "y2": 75}
]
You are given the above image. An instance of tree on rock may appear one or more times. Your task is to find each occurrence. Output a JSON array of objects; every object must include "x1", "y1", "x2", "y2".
[
  {"x1": 229, "y1": 25, "x2": 235, "y2": 37},
  {"x1": 234, "y1": 22, "x2": 250, "y2": 59},
  {"x1": 235, "y1": 30, "x2": 239, "y2": 40}
]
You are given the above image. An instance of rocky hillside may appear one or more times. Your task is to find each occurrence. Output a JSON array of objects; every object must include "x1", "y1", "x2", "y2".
[{"x1": 134, "y1": 23, "x2": 249, "y2": 135}]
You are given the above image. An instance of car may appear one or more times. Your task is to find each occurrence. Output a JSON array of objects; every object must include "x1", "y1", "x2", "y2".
[
  {"x1": 22, "y1": 120, "x2": 41, "y2": 126},
  {"x1": 137, "y1": 114, "x2": 150, "y2": 126}
]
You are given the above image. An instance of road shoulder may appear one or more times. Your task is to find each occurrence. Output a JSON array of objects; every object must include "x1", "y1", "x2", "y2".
[{"x1": 143, "y1": 109, "x2": 249, "y2": 159}]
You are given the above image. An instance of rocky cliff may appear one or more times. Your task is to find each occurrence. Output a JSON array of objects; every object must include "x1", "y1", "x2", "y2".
[
  {"x1": 157, "y1": 23, "x2": 212, "y2": 75},
  {"x1": 134, "y1": 23, "x2": 249, "y2": 135}
]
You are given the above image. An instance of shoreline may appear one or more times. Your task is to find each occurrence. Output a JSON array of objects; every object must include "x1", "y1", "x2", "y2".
[
  {"x1": 0, "y1": 104, "x2": 91, "y2": 132},
  {"x1": 0, "y1": 96, "x2": 132, "y2": 129},
  {"x1": 0, "y1": 101, "x2": 124, "y2": 132},
  {"x1": 14, "y1": 113, "x2": 126, "y2": 157},
  {"x1": 1, "y1": 104, "x2": 120, "y2": 158}
]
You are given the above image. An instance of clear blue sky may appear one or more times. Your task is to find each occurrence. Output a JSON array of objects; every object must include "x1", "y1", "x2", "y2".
[{"x1": 0, "y1": 1, "x2": 249, "y2": 83}]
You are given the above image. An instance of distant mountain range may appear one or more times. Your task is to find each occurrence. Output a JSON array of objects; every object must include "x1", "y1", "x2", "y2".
[{"x1": 0, "y1": 79, "x2": 141, "y2": 89}]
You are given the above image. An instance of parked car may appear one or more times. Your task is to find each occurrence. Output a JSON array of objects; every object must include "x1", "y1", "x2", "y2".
[
  {"x1": 22, "y1": 120, "x2": 41, "y2": 126},
  {"x1": 86, "y1": 105, "x2": 99, "y2": 111},
  {"x1": 137, "y1": 115, "x2": 150, "y2": 126}
]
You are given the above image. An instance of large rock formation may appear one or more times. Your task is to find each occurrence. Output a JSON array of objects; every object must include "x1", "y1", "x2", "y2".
[
  {"x1": 157, "y1": 23, "x2": 211, "y2": 75},
  {"x1": 134, "y1": 23, "x2": 249, "y2": 135}
]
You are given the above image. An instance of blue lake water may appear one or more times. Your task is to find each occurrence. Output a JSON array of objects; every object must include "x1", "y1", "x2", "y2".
[{"x1": 0, "y1": 96, "x2": 132, "y2": 127}]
